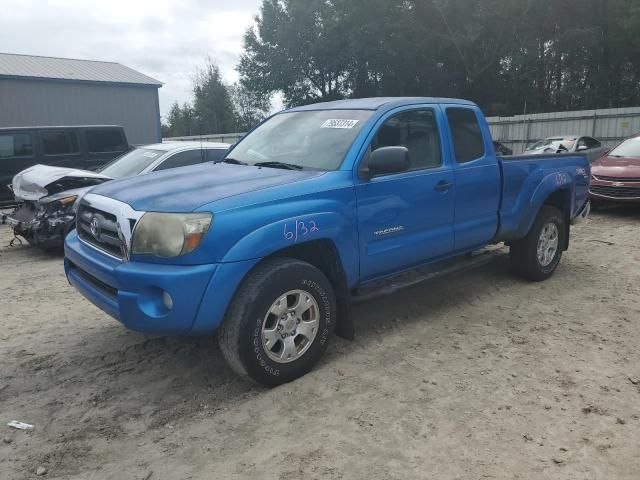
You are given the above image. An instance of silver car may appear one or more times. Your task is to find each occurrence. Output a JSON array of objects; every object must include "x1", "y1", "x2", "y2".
[
  {"x1": 523, "y1": 135, "x2": 605, "y2": 158},
  {"x1": 4, "y1": 142, "x2": 229, "y2": 248}
]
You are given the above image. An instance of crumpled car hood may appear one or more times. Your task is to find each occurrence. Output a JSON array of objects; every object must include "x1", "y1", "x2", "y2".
[{"x1": 12, "y1": 165, "x2": 111, "y2": 201}]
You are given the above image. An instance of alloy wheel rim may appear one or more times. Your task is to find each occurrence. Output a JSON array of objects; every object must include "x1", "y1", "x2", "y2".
[
  {"x1": 537, "y1": 222, "x2": 559, "y2": 267},
  {"x1": 261, "y1": 289, "x2": 320, "y2": 364}
]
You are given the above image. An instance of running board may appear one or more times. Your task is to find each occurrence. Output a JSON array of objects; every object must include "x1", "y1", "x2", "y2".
[{"x1": 352, "y1": 246, "x2": 507, "y2": 304}]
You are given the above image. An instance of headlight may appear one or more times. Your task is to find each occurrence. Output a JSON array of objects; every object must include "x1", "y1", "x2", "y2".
[
  {"x1": 131, "y1": 212, "x2": 212, "y2": 258},
  {"x1": 39, "y1": 195, "x2": 78, "y2": 216}
]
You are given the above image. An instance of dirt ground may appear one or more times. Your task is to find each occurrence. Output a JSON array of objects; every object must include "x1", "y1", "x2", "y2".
[{"x1": 1, "y1": 206, "x2": 639, "y2": 480}]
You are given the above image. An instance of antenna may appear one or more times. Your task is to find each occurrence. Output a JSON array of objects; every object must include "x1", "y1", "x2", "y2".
[{"x1": 198, "y1": 119, "x2": 205, "y2": 163}]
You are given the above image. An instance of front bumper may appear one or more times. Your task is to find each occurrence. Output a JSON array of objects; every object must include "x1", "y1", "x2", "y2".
[
  {"x1": 64, "y1": 231, "x2": 258, "y2": 336},
  {"x1": 5, "y1": 203, "x2": 74, "y2": 247}
]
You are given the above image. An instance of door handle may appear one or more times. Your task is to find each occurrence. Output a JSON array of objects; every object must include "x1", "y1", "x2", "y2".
[{"x1": 434, "y1": 181, "x2": 453, "y2": 192}]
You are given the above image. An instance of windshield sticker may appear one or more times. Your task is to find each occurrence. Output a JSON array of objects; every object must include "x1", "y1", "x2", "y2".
[
  {"x1": 321, "y1": 119, "x2": 359, "y2": 129},
  {"x1": 142, "y1": 152, "x2": 159, "y2": 158}
]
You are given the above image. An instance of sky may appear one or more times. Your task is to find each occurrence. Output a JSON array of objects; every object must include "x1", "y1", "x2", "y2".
[{"x1": 0, "y1": 0, "x2": 263, "y2": 118}]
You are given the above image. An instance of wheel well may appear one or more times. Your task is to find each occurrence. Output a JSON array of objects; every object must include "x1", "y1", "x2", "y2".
[
  {"x1": 260, "y1": 239, "x2": 354, "y2": 340},
  {"x1": 543, "y1": 189, "x2": 571, "y2": 251},
  {"x1": 544, "y1": 189, "x2": 569, "y2": 215}
]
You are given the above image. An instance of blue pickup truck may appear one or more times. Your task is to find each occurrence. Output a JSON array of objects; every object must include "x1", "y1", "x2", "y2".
[{"x1": 64, "y1": 97, "x2": 590, "y2": 386}]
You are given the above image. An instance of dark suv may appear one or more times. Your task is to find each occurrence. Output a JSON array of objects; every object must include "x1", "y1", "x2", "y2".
[{"x1": 0, "y1": 125, "x2": 130, "y2": 207}]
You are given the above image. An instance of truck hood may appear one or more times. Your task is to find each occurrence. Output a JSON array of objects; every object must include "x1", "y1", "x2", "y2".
[
  {"x1": 12, "y1": 164, "x2": 111, "y2": 201},
  {"x1": 592, "y1": 155, "x2": 640, "y2": 178},
  {"x1": 89, "y1": 162, "x2": 324, "y2": 212}
]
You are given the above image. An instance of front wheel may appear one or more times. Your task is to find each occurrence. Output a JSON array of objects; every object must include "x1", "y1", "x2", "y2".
[
  {"x1": 218, "y1": 258, "x2": 336, "y2": 386},
  {"x1": 510, "y1": 206, "x2": 566, "y2": 282}
]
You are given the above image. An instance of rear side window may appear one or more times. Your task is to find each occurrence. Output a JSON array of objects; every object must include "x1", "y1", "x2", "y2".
[
  {"x1": 86, "y1": 129, "x2": 126, "y2": 153},
  {"x1": 42, "y1": 131, "x2": 79, "y2": 156},
  {"x1": 154, "y1": 149, "x2": 206, "y2": 171},
  {"x1": 370, "y1": 109, "x2": 442, "y2": 170},
  {"x1": 0, "y1": 133, "x2": 33, "y2": 158},
  {"x1": 584, "y1": 137, "x2": 601, "y2": 148},
  {"x1": 206, "y1": 148, "x2": 227, "y2": 162},
  {"x1": 446, "y1": 108, "x2": 485, "y2": 163}
]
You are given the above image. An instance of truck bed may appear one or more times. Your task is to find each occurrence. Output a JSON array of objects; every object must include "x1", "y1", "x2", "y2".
[{"x1": 495, "y1": 153, "x2": 590, "y2": 242}]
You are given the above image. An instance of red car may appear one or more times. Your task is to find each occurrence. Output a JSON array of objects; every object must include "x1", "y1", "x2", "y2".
[{"x1": 590, "y1": 134, "x2": 640, "y2": 204}]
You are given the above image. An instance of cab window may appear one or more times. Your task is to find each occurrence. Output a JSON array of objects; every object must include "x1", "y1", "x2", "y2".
[
  {"x1": 369, "y1": 109, "x2": 442, "y2": 171},
  {"x1": 446, "y1": 108, "x2": 485, "y2": 163}
]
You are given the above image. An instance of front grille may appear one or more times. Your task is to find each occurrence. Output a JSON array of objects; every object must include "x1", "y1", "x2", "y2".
[
  {"x1": 594, "y1": 175, "x2": 640, "y2": 183},
  {"x1": 77, "y1": 202, "x2": 124, "y2": 259},
  {"x1": 590, "y1": 185, "x2": 640, "y2": 198}
]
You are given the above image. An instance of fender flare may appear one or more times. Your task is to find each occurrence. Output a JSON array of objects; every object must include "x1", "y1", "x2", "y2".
[{"x1": 515, "y1": 172, "x2": 573, "y2": 241}]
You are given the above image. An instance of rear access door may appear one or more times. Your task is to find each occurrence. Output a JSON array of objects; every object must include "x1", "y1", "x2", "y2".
[
  {"x1": 355, "y1": 106, "x2": 455, "y2": 281},
  {"x1": 444, "y1": 106, "x2": 501, "y2": 252}
]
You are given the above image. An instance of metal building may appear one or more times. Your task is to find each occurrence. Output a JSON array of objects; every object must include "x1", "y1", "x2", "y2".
[{"x1": 0, "y1": 53, "x2": 162, "y2": 145}]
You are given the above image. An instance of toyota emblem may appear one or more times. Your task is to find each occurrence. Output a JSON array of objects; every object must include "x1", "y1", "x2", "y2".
[{"x1": 90, "y1": 217, "x2": 101, "y2": 239}]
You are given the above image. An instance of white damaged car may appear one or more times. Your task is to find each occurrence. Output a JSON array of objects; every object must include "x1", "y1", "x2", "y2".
[{"x1": 3, "y1": 142, "x2": 228, "y2": 249}]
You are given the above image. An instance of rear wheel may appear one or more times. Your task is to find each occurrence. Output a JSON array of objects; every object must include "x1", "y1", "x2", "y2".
[
  {"x1": 511, "y1": 206, "x2": 566, "y2": 281},
  {"x1": 218, "y1": 258, "x2": 335, "y2": 386}
]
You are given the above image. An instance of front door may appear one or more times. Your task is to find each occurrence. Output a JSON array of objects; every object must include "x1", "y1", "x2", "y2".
[{"x1": 355, "y1": 107, "x2": 455, "y2": 281}]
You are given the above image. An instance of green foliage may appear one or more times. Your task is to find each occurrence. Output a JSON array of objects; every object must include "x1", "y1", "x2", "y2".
[
  {"x1": 239, "y1": 0, "x2": 640, "y2": 115},
  {"x1": 164, "y1": 59, "x2": 270, "y2": 137},
  {"x1": 230, "y1": 82, "x2": 271, "y2": 132},
  {"x1": 164, "y1": 102, "x2": 196, "y2": 137},
  {"x1": 192, "y1": 59, "x2": 238, "y2": 134}
]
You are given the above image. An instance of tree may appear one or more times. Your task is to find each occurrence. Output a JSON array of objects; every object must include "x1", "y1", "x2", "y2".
[
  {"x1": 230, "y1": 82, "x2": 271, "y2": 131},
  {"x1": 164, "y1": 60, "x2": 241, "y2": 136},
  {"x1": 164, "y1": 101, "x2": 196, "y2": 137},
  {"x1": 192, "y1": 59, "x2": 237, "y2": 134},
  {"x1": 238, "y1": 0, "x2": 353, "y2": 106},
  {"x1": 238, "y1": 0, "x2": 640, "y2": 116}
]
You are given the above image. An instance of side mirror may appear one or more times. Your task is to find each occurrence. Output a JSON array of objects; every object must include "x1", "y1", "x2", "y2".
[
  {"x1": 365, "y1": 146, "x2": 410, "y2": 178},
  {"x1": 576, "y1": 145, "x2": 589, "y2": 152}
]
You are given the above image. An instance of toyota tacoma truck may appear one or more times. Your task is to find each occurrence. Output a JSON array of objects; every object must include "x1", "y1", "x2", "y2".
[{"x1": 64, "y1": 97, "x2": 591, "y2": 386}]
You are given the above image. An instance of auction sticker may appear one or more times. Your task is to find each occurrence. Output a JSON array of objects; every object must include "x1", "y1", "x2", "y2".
[{"x1": 321, "y1": 119, "x2": 359, "y2": 129}]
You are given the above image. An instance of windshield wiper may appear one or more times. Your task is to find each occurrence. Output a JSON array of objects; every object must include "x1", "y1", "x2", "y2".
[
  {"x1": 254, "y1": 161, "x2": 303, "y2": 170},
  {"x1": 216, "y1": 157, "x2": 247, "y2": 165}
]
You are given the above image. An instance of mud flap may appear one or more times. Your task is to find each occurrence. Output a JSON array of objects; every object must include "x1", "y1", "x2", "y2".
[{"x1": 334, "y1": 298, "x2": 355, "y2": 341}]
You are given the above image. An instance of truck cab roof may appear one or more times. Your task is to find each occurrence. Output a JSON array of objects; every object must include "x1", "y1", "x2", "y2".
[{"x1": 287, "y1": 97, "x2": 477, "y2": 112}]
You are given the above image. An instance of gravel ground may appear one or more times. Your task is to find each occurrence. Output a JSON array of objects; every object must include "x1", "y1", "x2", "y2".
[{"x1": 1, "y1": 207, "x2": 639, "y2": 480}]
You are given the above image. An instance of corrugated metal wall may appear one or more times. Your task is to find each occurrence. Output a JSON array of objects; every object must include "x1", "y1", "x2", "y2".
[
  {"x1": 487, "y1": 107, "x2": 640, "y2": 154},
  {"x1": 0, "y1": 78, "x2": 160, "y2": 145}
]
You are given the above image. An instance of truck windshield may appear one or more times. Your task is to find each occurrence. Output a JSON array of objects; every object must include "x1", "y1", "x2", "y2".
[
  {"x1": 99, "y1": 148, "x2": 165, "y2": 178},
  {"x1": 226, "y1": 110, "x2": 372, "y2": 170},
  {"x1": 609, "y1": 137, "x2": 640, "y2": 158}
]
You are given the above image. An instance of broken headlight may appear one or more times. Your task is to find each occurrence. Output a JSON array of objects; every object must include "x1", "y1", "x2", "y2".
[
  {"x1": 39, "y1": 195, "x2": 78, "y2": 217},
  {"x1": 130, "y1": 212, "x2": 212, "y2": 258}
]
